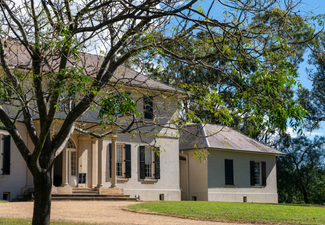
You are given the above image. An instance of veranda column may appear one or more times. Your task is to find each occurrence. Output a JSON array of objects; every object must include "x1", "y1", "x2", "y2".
[
  {"x1": 97, "y1": 138, "x2": 104, "y2": 187},
  {"x1": 61, "y1": 148, "x2": 69, "y2": 186},
  {"x1": 110, "y1": 136, "x2": 118, "y2": 188},
  {"x1": 91, "y1": 138, "x2": 97, "y2": 188}
]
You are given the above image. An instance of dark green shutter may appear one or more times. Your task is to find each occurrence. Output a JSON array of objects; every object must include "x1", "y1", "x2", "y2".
[
  {"x1": 225, "y1": 159, "x2": 233, "y2": 185},
  {"x1": 250, "y1": 161, "x2": 255, "y2": 186},
  {"x1": 262, "y1": 162, "x2": 266, "y2": 186},
  {"x1": 125, "y1": 144, "x2": 131, "y2": 178},
  {"x1": 2, "y1": 135, "x2": 11, "y2": 175},
  {"x1": 139, "y1": 146, "x2": 145, "y2": 179},
  {"x1": 154, "y1": 147, "x2": 160, "y2": 179},
  {"x1": 109, "y1": 143, "x2": 112, "y2": 178}
]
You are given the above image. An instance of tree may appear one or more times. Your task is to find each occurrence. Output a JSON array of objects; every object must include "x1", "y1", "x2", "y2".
[
  {"x1": 141, "y1": 8, "x2": 315, "y2": 142},
  {"x1": 0, "y1": 0, "x2": 310, "y2": 224},
  {"x1": 276, "y1": 133, "x2": 325, "y2": 204}
]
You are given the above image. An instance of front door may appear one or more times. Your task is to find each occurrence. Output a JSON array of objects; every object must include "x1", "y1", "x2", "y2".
[{"x1": 68, "y1": 149, "x2": 77, "y2": 187}]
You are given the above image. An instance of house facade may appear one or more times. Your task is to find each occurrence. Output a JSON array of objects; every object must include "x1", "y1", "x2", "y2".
[
  {"x1": 179, "y1": 124, "x2": 284, "y2": 203},
  {"x1": 0, "y1": 65, "x2": 182, "y2": 202}
]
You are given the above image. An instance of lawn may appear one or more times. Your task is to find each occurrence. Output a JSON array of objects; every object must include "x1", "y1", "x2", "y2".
[{"x1": 127, "y1": 201, "x2": 325, "y2": 224}]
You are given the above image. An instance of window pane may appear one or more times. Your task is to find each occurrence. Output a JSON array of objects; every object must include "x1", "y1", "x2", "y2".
[
  {"x1": 254, "y1": 162, "x2": 260, "y2": 185},
  {"x1": 116, "y1": 145, "x2": 123, "y2": 163},
  {"x1": 145, "y1": 147, "x2": 152, "y2": 165},
  {"x1": 71, "y1": 151, "x2": 76, "y2": 176}
]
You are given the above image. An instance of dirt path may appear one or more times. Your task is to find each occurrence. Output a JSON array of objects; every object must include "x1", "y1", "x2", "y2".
[{"x1": 0, "y1": 201, "x2": 254, "y2": 225}]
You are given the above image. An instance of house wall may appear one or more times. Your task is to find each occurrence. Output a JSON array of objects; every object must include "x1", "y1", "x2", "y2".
[
  {"x1": 207, "y1": 149, "x2": 278, "y2": 203},
  {"x1": 0, "y1": 123, "x2": 29, "y2": 201},
  {"x1": 180, "y1": 150, "x2": 208, "y2": 201},
  {"x1": 98, "y1": 134, "x2": 181, "y2": 201},
  {"x1": 179, "y1": 159, "x2": 188, "y2": 200}
]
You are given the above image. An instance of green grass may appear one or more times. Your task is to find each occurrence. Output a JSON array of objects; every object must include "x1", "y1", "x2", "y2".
[
  {"x1": 128, "y1": 201, "x2": 325, "y2": 224},
  {"x1": 0, "y1": 200, "x2": 8, "y2": 203}
]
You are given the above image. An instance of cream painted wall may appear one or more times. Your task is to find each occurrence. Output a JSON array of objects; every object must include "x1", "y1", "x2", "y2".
[
  {"x1": 101, "y1": 134, "x2": 181, "y2": 200},
  {"x1": 207, "y1": 150, "x2": 278, "y2": 203},
  {"x1": 0, "y1": 123, "x2": 28, "y2": 201},
  {"x1": 179, "y1": 160, "x2": 188, "y2": 200},
  {"x1": 180, "y1": 150, "x2": 208, "y2": 201}
]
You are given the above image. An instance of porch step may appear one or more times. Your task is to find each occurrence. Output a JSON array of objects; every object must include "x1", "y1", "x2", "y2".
[
  {"x1": 72, "y1": 188, "x2": 99, "y2": 195},
  {"x1": 51, "y1": 194, "x2": 137, "y2": 201}
]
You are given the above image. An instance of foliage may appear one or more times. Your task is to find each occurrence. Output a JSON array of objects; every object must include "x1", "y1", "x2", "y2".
[
  {"x1": 141, "y1": 8, "x2": 315, "y2": 141},
  {"x1": 275, "y1": 133, "x2": 325, "y2": 204},
  {"x1": 128, "y1": 201, "x2": 325, "y2": 224}
]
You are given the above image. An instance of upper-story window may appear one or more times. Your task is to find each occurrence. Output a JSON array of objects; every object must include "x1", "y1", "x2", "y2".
[{"x1": 143, "y1": 96, "x2": 153, "y2": 120}]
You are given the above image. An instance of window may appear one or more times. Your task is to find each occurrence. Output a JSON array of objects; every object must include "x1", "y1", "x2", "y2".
[
  {"x1": 143, "y1": 96, "x2": 153, "y2": 120},
  {"x1": 116, "y1": 145, "x2": 123, "y2": 177},
  {"x1": 250, "y1": 161, "x2": 266, "y2": 186},
  {"x1": 139, "y1": 146, "x2": 160, "y2": 179},
  {"x1": 109, "y1": 143, "x2": 131, "y2": 178},
  {"x1": 70, "y1": 151, "x2": 77, "y2": 176},
  {"x1": 225, "y1": 159, "x2": 234, "y2": 185},
  {"x1": 0, "y1": 135, "x2": 11, "y2": 175},
  {"x1": 145, "y1": 146, "x2": 153, "y2": 177}
]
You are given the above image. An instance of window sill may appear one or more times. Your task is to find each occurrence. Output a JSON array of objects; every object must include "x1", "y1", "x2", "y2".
[
  {"x1": 117, "y1": 178, "x2": 128, "y2": 182},
  {"x1": 224, "y1": 185, "x2": 235, "y2": 187},
  {"x1": 253, "y1": 185, "x2": 264, "y2": 188},
  {"x1": 143, "y1": 178, "x2": 157, "y2": 182}
]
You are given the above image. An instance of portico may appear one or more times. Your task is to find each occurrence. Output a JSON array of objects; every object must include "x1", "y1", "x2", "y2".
[{"x1": 52, "y1": 133, "x2": 121, "y2": 195}]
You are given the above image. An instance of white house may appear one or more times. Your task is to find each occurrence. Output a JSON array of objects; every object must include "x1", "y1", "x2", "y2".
[
  {"x1": 0, "y1": 51, "x2": 182, "y2": 201},
  {"x1": 179, "y1": 124, "x2": 284, "y2": 203}
]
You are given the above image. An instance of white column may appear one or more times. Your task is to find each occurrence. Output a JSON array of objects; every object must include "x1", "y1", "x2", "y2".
[
  {"x1": 91, "y1": 138, "x2": 97, "y2": 188},
  {"x1": 61, "y1": 148, "x2": 69, "y2": 186},
  {"x1": 110, "y1": 136, "x2": 118, "y2": 188},
  {"x1": 97, "y1": 138, "x2": 104, "y2": 188}
]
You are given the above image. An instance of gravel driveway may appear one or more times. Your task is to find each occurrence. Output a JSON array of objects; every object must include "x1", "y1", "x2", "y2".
[{"x1": 0, "y1": 201, "x2": 253, "y2": 225}]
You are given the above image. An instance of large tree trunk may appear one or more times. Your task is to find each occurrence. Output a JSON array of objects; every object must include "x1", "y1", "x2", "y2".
[{"x1": 32, "y1": 170, "x2": 52, "y2": 225}]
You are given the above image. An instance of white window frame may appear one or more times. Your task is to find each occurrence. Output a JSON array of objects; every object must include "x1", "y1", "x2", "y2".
[
  {"x1": 144, "y1": 146, "x2": 155, "y2": 179},
  {"x1": 116, "y1": 144, "x2": 125, "y2": 178}
]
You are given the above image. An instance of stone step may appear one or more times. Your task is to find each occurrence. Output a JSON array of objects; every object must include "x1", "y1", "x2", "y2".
[
  {"x1": 72, "y1": 188, "x2": 96, "y2": 191},
  {"x1": 51, "y1": 196, "x2": 138, "y2": 201},
  {"x1": 72, "y1": 190, "x2": 99, "y2": 194},
  {"x1": 52, "y1": 194, "x2": 129, "y2": 198}
]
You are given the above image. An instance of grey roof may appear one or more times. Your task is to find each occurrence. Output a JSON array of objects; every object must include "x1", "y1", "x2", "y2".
[
  {"x1": 180, "y1": 124, "x2": 284, "y2": 155},
  {"x1": 1, "y1": 39, "x2": 184, "y2": 94}
]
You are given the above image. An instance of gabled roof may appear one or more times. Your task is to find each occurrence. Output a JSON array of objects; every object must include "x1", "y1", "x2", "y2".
[
  {"x1": 180, "y1": 124, "x2": 284, "y2": 155},
  {"x1": 0, "y1": 39, "x2": 184, "y2": 94}
]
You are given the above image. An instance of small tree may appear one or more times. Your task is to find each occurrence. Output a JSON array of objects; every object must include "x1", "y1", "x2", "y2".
[
  {"x1": 0, "y1": 0, "x2": 309, "y2": 224},
  {"x1": 276, "y1": 133, "x2": 325, "y2": 204}
]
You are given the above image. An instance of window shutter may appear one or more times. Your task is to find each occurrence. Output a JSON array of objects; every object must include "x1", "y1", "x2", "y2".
[
  {"x1": 250, "y1": 161, "x2": 255, "y2": 186},
  {"x1": 109, "y1": 143, "x2": 112, "y2": 178},
  {"x1": 125, "y1": 144, "x2": 131, "y2": 178},
  {"x1": 225, "y1": 159, "x2": 233, "y2": 185},
  {"x1": 262, "y1": 161, "x2": 266, "y2": 186},
  {"x1": 2, "y1": 135, "x2": 11, "y2": 175},
  {"x1": 154, "y1": 147, "x2": 160, "y2": 179},
  {"x1": 139, "y1": 146, "x2": 145, "y2": 179}
]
